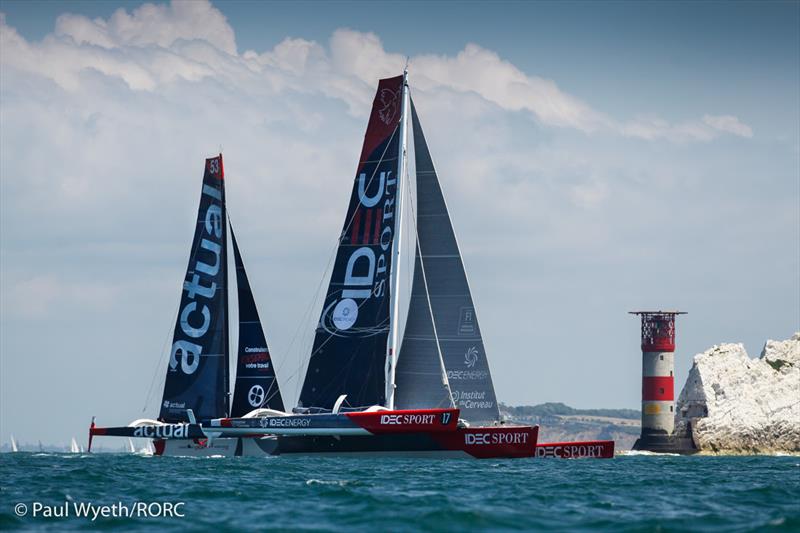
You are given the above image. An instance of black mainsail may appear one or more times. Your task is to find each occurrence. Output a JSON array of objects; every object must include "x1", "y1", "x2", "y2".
[
  {"x1": 160, "y1": 155, "x2": 230, "y2": 423},
  {"x1": 230, "y1": 227, "x2": 285, "y2": 416},
  {"x1": 298, "y1": 75, "x2": 405, "y2": 410},
  {"x1": 395, "y1": 100, "x2": 501, "y2": 424}
]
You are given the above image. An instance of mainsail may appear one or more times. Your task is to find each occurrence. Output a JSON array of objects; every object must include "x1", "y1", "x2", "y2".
[
  {"x1": 299, "y1": 75, "x2": 405, "y2": 410},
  {"x1": 395, "y1": 100, "x2": 500, "y2": 424},
  {"x1": 229, "y1": 227, "x2": 285, "y2": 416},
  {"x1": 160, "y1": 155, "x2": 229, "y2": 422}
]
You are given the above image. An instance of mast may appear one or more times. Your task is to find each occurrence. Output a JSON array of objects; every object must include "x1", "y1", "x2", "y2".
[
  {"x1": 222, "y1": 155, "x2": 231, "y2": 418},
  {"x1": 385, "y1": 68, "x2": 409, "y2": 409}
]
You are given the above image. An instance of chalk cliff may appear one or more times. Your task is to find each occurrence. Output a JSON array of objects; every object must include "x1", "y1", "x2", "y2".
[{"x1": 675, "y1": 333, "x2": 800, "y2": 453}]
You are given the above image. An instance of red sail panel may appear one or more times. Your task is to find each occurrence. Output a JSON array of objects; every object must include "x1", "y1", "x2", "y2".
[{"x1": 357, "y1": 75, "x2": 404, "y2": 171}]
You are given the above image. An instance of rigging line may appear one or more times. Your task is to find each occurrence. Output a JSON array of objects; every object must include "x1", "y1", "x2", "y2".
[
  {"x1": 278, "y1": 238, "x2": 340, "y2": 403},
  {"x1": 283, "y1": 124, "x2": 402, "y2": 403},
  {"x1": 297, "y1": 124, "x2": 402, "y2": 370},
  {"x1": 406, "y1": 161, "x2": 456, "y2": 409}
]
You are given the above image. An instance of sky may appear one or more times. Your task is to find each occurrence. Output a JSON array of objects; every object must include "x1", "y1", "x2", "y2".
[{"x1": 0, "y1": 0, "x2": 798, "y2": 446}]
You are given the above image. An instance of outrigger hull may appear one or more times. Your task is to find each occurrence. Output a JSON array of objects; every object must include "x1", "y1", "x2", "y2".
[{"x1": 154, "y1": 425, "x2": 540, "y2": 459}]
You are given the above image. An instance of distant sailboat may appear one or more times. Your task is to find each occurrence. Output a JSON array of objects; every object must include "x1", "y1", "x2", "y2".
[
  {"x1": 70, "y1": 437, "x2": 80, "y2": 453},
  {"x1": 10, "y1": 435, "x2": 18, "y2": 453}
]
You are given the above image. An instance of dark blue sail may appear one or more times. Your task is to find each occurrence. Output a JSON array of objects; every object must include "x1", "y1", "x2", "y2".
[
  {"x1": 395, "y1": 100, "x2": 500, "y2": 424},
  {"x1": 160, "y1": 155, "x2": 229, "y2": 422},
  {"x1": 230, "y1": 227, "x2": 285, "y2": 416},
  {"x1": 298, "y1": 75, "x2": 405, "y2": 410}
]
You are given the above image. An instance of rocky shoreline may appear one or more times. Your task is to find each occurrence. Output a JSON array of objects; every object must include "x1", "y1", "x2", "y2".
[{"x1": 675, "y1": 333, "x2": 800, "y2": 454}]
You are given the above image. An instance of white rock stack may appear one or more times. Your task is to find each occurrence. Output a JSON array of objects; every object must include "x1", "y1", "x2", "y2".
[{"x1": 675, "y1": 333, "x2": 800, "y2": 453}]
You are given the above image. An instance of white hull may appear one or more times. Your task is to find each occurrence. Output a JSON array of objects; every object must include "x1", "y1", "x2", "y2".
[{"x1": 158, "y1": 437, "x2": 278, "y2": 457}]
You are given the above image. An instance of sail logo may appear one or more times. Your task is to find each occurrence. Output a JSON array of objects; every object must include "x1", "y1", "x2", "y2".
[
  {"x1": 248, "y1": 385, "x2": 265, "y2": 407},
  {"x1": 378, "y1": 88, "x2": 401, "y2": 125},
  {"x1": 242, "y1": 351, "x2": 271, "y2": 370},
  {"x1": 324, "y1": 168, "x2": 397, "y2": 335},
  {"x1": 464, "y1": 347, "x2": 479, "y2": 368},
  {"x1": 465, "y1": 432, "x2": 529, "y2": 446},
  {"x1": 458, "y1": 307, "x2": 476, "y2": 336},
  {"x1": 452, "y1": 390, "x2": 494, "y2": 410},
  {"x1": 380, "y1": 414, "x2": 436, "y2": 425},
  {"x1": 169, "y1": 176, "x2": 224, "y2": 375},
  {"x1": 536, "y1": 444, "x2": 606, "y2": 458},
  {"x1": 133, "y1": 424, "x2": 190, "y2": 439}
]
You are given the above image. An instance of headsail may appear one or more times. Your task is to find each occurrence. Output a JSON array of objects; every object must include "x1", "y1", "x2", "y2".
[
  {"x1": 395, "y1": 100, "x2": 500, "y2": 424},
  {"x1": 299, "y1": 75, "x2": 405, "y2": 410},
  {"x1": 160, "y1": 155, "x2": 229, "y2": 422},
  {"x1": 229, "y1": 227, "x2": 285, "y2": 416}
]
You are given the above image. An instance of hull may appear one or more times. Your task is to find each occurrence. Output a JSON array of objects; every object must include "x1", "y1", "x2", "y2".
[
  {"x1": 156, "y1": 437, "x2": 278, "y2": 457},
  {"x1": 156, "y1": 425, "x2": 538, "y2": 459},
  {"x1": 209, "y1": 408, "x2": 459, "y2": 437},
  {"x1": 535, "y1": 440, "x2": 615, "y2": 459}
]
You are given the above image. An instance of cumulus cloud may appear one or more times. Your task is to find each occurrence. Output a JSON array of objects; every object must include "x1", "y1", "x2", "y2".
[
  {"x1": 54, "y1": 0, "x2": 237, "y2": 54},
  {"x1": 0, "y1": 2, "x2": 752, "y2": 140}
]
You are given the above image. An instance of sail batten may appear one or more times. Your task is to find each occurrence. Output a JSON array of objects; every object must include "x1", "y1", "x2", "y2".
[
  {"x1": 395, "y1": 100, "x2": 501, "y2": 424},
  {"x1": 160, "y1": 155, "x2": 229, "y2": 423}
]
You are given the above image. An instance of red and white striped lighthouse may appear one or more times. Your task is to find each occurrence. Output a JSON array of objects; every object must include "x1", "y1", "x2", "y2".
[{"x1": 629, "y1": 311, "x2": 686, "y2": 450}]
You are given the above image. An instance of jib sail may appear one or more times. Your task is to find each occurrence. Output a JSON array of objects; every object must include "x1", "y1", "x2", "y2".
[
  {"x1": 160, "y1": 155, "x2": 230, "y2": 422},
  {"x1": 298, "y1": 75, "x2": 404, "y2": 410},
  {"x1": 229, "y1": 227, "x2": 285, "y2": 416},
  {"x1": 395, "y1": 101, "x2": 500, "y2": 424}
]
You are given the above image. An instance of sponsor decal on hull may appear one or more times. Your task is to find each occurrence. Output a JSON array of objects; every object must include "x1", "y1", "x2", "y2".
[
  {"x1": 212, "y1": 408, "x2": 459, "y2": 436},
  {"x1": 535, "y1": 440, "x2": 615, "y2": 459},
  {"x1": 432, "y1": 426, "x2": 539, "y2": 459}
]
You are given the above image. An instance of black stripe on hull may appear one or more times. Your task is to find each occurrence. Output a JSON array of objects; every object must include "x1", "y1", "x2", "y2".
[{"x1": 277, "y1": 433, "x2": 446, "y2": 455}]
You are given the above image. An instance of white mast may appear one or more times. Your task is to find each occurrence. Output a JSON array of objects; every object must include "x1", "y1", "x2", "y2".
[{"x1": 385, "y1": 68, "x2": 409, "y2": 410}]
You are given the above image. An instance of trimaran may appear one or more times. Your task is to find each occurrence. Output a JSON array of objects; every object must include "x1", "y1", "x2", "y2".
[{"x1": 89, "y1": 72, "x2": 613, "y2": 459}]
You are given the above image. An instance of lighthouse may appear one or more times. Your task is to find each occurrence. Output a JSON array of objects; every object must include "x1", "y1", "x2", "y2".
[{"x1": 629, "y1": 311, "x2": 695, "y2": 453}]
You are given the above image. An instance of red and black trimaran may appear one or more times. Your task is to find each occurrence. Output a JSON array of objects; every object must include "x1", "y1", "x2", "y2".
[{"x1": 90, "y1": 71, "x2": 613, "y2": 459}]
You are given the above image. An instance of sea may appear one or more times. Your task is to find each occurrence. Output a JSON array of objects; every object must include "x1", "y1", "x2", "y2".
[{"x1": 1, "y1": 452, "x2": 798, "y2": 532}]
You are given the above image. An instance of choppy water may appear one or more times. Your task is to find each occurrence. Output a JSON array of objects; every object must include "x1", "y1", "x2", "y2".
[{"x1": 1, "y1": 452, "x2": 798, "y2": 531}]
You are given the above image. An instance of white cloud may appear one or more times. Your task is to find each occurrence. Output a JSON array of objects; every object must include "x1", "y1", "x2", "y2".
[
  {"x1": 0, "y1": 4, "x2": 753, "y2": 141},
  {"x1": 55, "y1": 0, "x2": 237, "y2": 54},
  {"x1": 703, "y1": 114, "x2": 754, "y2": 138}
]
